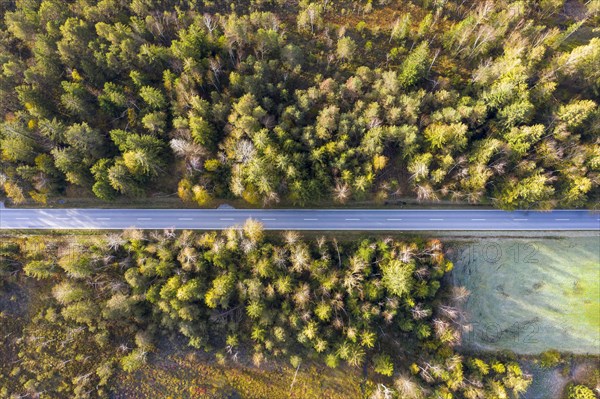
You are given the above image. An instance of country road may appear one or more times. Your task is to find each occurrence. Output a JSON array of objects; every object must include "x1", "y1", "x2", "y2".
[{"x1": 1, "y1": 208, "x2": 599, "y2": 230}]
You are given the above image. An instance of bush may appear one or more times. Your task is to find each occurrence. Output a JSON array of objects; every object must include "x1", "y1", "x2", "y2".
[
  {"x1": 373, "y1": 354, "x2": 394, "y2": 376},
  {"x1": 540, "y1": 349, "x2": 562, "y2": 368},
  {"x1": 566, "y1": 384, "x2": 596, "y2": 399}
]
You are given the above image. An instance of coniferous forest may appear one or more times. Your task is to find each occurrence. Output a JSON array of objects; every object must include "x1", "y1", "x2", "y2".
[
  {"x1": 1, "y1": 226, "x2": 535, "y2": 398},
  {"x1": 0, "y1": 0, "x2": 598, "y2": 208},
  {"x1": 1, "y1": 1, "x2": 600, "y2": 398}
]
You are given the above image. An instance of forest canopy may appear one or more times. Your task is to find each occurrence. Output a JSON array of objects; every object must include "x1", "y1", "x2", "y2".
[
  {"x1": 0, "y1": 0, "x2": 598, "y2": 208},
  {"x1": 0, "y1": 226, "x2": 532, "y2": 398}
]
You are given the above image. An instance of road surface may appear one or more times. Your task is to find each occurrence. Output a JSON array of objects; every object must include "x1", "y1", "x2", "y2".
[{"x1": 1, "y1": 208, "x2": 599, "y2": 230}]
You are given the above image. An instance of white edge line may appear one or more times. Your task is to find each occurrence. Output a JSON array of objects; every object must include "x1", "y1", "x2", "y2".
[
  {"x1": 2, "y1": 208, "x2": 593, "y2": 213},
  {"x1": 1, "y1": 225, "x2": 598, "y2": 231}
]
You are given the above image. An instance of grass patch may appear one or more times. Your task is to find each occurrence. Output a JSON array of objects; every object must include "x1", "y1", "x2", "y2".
[
  {"x1": 448, "y1": 236, "x2": 600, "y2": 354},
  {"x1": 113, "y1": 351, "x2": 366, "y2": 399}
]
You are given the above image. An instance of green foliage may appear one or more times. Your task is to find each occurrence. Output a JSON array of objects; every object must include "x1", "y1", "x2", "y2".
[
  {"x1": 91, "y1": 159, "x2": 118, "y2": 200},
  {"x1": 540, "y1": 349, "x2": 562, "y2": 368},
  {"x1": 23, "y1": 260, "x2": 56, "y2": 279},
  {"x1": 205, "y1": 273, "x2": 235, "y2": 308},
  {"x1": 381, "y1": 259, "x2": 415, "y2": 297},
  {"x1": 398, "y1": 42, "x2": 430, "y2": 88},
  {"x1": 1, "y1": 231, "x2": 534, "y2": 398},
  {"x1": 498, "y1": 172, "x2": 555, "y2": 210},
  {"x1": 0, "y1": 0, "x2": 597, "y2": 208},
  {"x1": 58, "y1": 252, "x2": 95, "y2": 278},
  {"x1": 52, "y1": 280, "x2": 88, "y2": 304},
  {"x1": 337, "y1": 36, "x2": 357, "y2": 62},
  {"x1": 139, "y1": 86, "x2": 166, "y2": 109},
  {"x1": 373, "y1": 354, "x2": 394, "y2": 376},
  {"x1": 121, "y1": 349, "x2": 147, "y2": 373},
  {"x1": 566, "y1": 384, "x2": 597, "y2": 399}
]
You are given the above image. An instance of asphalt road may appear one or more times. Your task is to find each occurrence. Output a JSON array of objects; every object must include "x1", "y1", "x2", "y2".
[{"x1": 1, "y1": 208, "x2": 599, "y2": 230}]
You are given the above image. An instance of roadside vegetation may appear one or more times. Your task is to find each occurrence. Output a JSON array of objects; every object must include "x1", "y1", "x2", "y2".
[
  {"x1": 1, "y1": 225, "x2": 534, "y2": 398},
  {"x1": 0, "y1": 0, "x2": 598, "y2": 208}
]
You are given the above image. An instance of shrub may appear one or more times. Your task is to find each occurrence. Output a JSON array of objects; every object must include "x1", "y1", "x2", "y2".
[
  {"x1": 567, "y1": 384, "x2": 596, "y2": 399},
  {"x1": 373, "y1": 354, "x2": 394, "y2": 376},
  {"x1": 540, "y1": 349, "x2": 562, "y2": 368}
]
